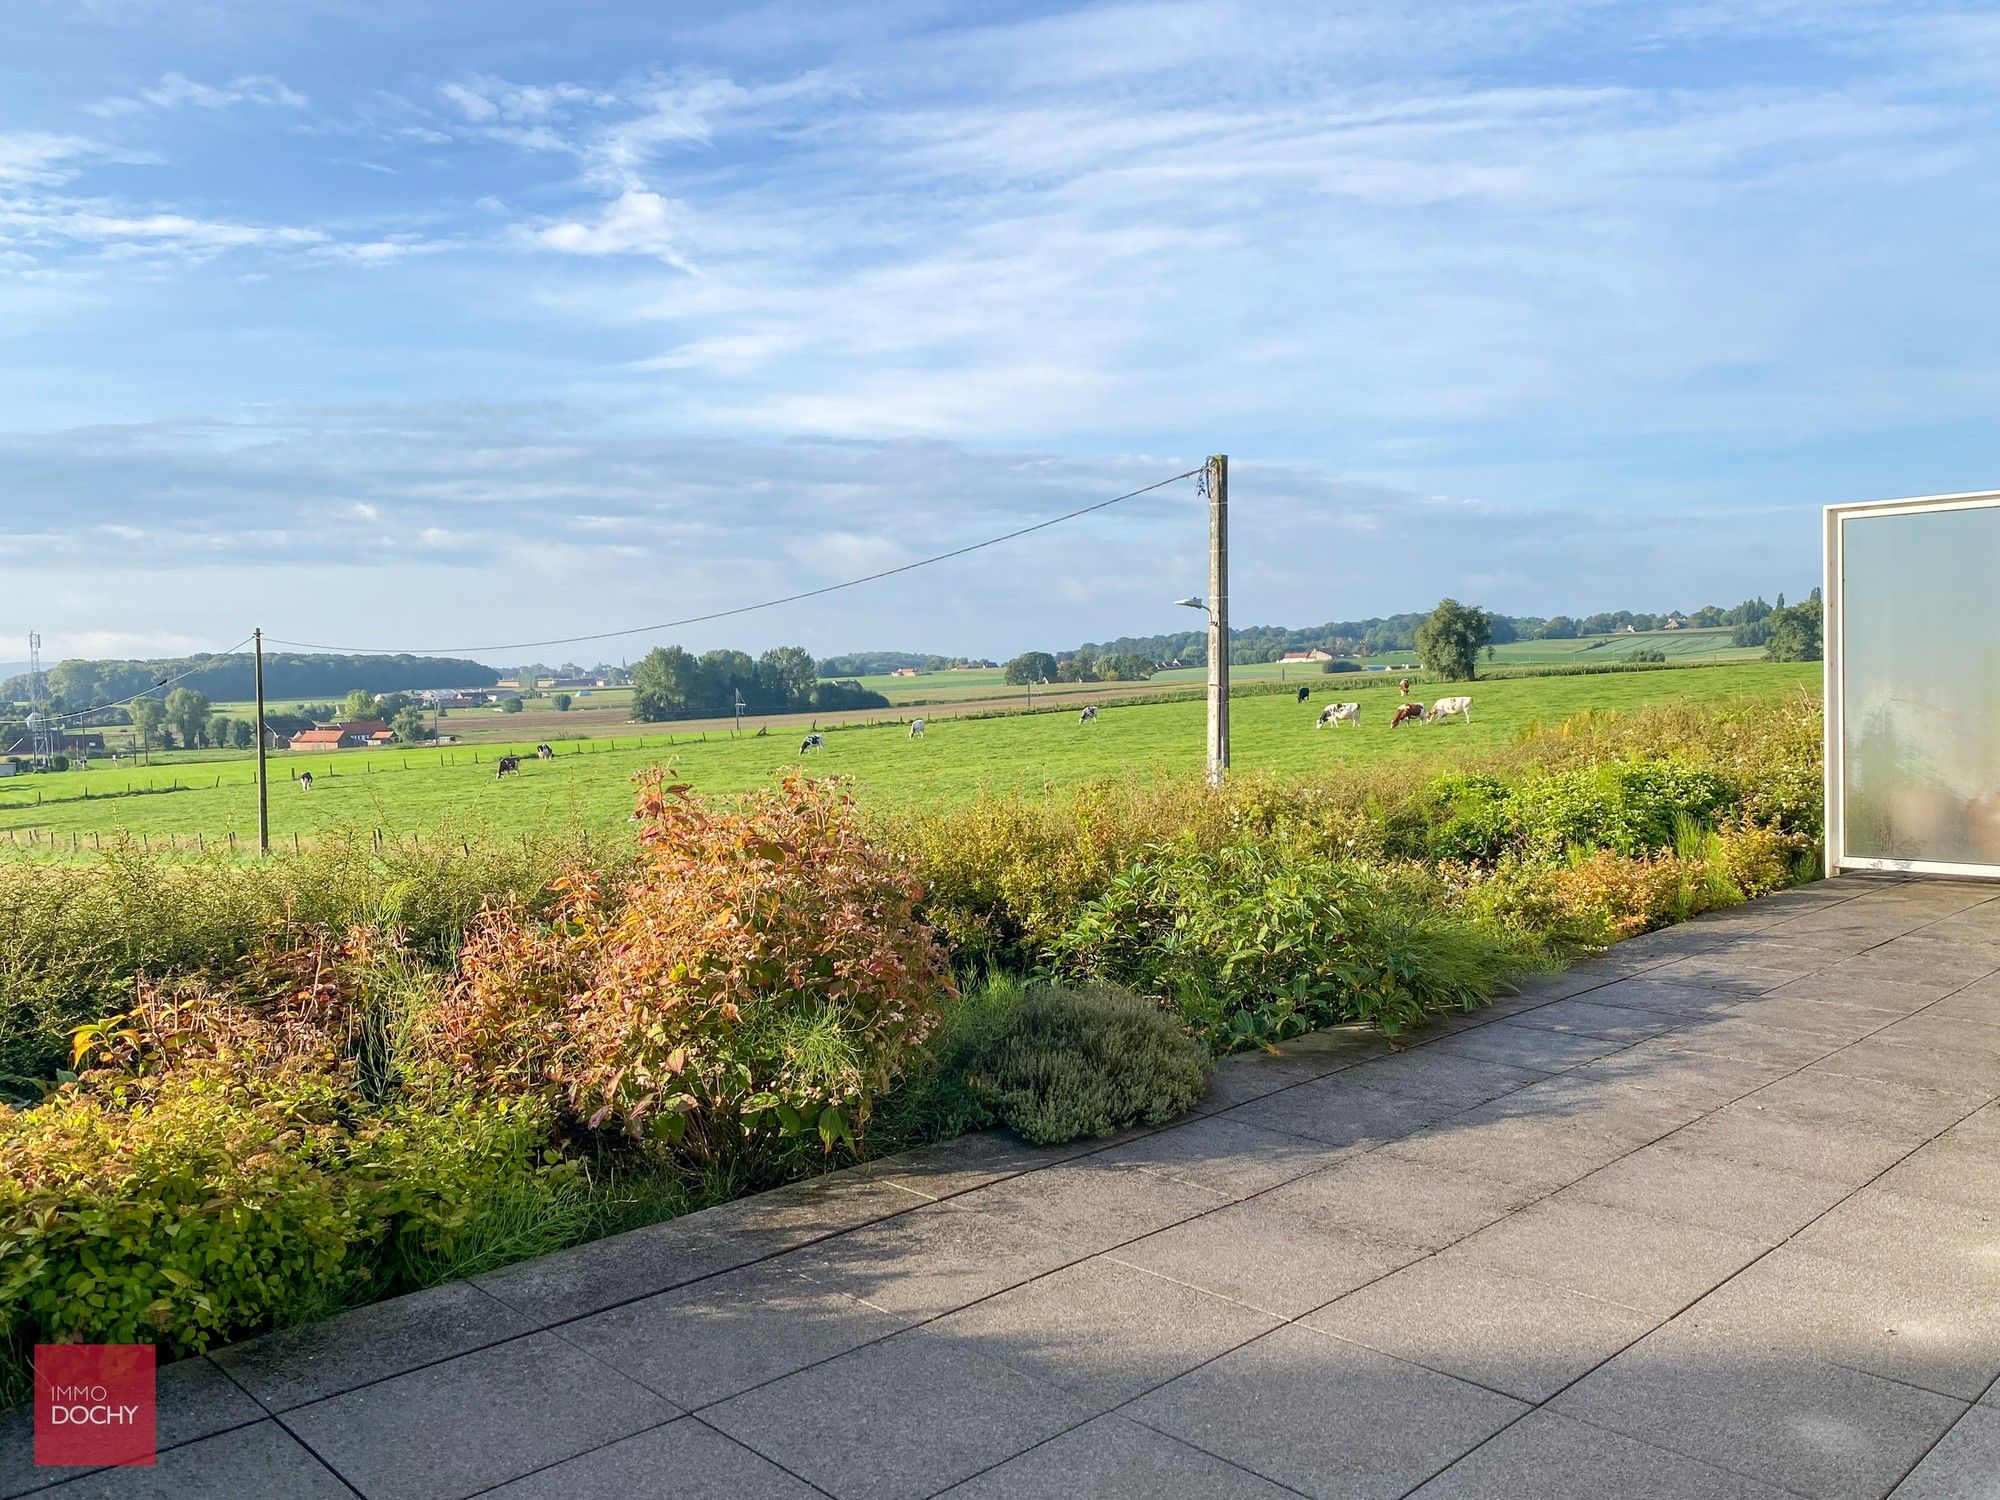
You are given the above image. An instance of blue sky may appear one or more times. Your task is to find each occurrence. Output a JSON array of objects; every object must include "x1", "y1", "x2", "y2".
[{"x1": 4, "y1": 0, "x2": 1997, "y2": 664}]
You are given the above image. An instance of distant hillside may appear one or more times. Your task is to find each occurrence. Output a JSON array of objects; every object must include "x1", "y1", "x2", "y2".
[
  {"x1": 0, "y1": 653, "x2": 500, "y2": 708},
  {"x1": 817, "y1": 650, "x2": 996, "y2": 676}
]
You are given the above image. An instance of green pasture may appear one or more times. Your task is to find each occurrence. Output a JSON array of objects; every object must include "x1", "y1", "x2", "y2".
[{"x1": 0, "y1": 662, "x2": 1817, "y2": 849}]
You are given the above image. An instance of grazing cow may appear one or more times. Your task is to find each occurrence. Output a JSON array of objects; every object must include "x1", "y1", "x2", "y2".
[
  {"x1": 1078, "y1": 705, "x2": 1098, "y2": 723},
  {"x1": 536, "y1": 744, "x2": 554, "y2": 760},
  {"x1": 297, "y1": 770, "x2": 313, "y2": 791},
  {"x1": 1295, "y1": 686, "x2": 1310, "y2": 703},
  {"x1": 1389, "y1": 703, "x2": 1424, "y2": 728},
  {"x1": 1316, "y1": 702, "x2": 1361, "y2": 729},
  {"x1": 496, "y1": 755, "x2": 521, "y2": 778},
  {"x1": 1398, "y1": 678, "x2": 1412, "y2": 697},
  {"x1": 1426, "y1": 696, "x2": 1473, "y2": 724},
  {"x1": 799, "y1": 733, "x2": 824, "y2": 754},
  {"x1": 909, "y1": 719, "x2": 926, "y2": 738}
]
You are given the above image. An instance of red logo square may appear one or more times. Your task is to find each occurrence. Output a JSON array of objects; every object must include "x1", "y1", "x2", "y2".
[{"x1": 33, "y1": 1345, "x2": 156, "y2": 1469}]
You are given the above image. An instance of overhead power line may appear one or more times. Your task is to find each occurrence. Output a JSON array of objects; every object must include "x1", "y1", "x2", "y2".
[{"x1": 267, "y1": 467, "x2": 1205, "y2": 657}]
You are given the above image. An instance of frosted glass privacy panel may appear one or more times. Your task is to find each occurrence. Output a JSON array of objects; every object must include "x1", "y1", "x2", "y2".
[{"x1": 1840, "y1": 503, "x2": 2000, "y2": 869}]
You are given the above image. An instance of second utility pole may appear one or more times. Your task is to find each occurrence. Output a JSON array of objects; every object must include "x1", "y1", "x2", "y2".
[
  {"x1": 1206, "y1": 453, "x2": 1230, "y2": 788},
  {"x1": 254, "y1": 628, "x2": 269, "y2": 856}
]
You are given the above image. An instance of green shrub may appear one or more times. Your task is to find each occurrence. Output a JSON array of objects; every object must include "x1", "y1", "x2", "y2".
[
  {"x1": 969, "y1": 984, "x2": 1210, "y2": 1145},
  {"x1": 870, "y1": 977, "x2": 1211, "y2": 1149},
  {"x1": 1042, "y1": 843, "x2": 1528, "y2": 1046}
]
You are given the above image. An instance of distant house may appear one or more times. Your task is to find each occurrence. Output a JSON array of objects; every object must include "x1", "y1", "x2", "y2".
[
  {"x1": 1663, "y1": 615, "x2": 1687, "y2": 630},
  {"x1": 290, "y1": 720, "x2": 394, "y2": 752},
  {"x1": 1278, "y1": 648, "x2": 1334, "y2": 664},
  {"x1": 3, "y1": 731, "x2": 105, "y2": 755},
  {"x1": 890, "y1": 667, "x2": 922, "y2": 677}
]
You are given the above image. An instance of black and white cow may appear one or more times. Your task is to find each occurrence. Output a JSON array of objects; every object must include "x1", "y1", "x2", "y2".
[
  {"x1": 496, "y1": 755, "x2": 521, "y2": 778},
  {"x1": 909, "y1": 719, "x2": 926, "y2": 738},
  {"x1": 536, "y1": 744, "x2": 554, "y2": 760},
  {"x1": 1078, "y1": 705, "x2": 1098, "y2": 723},
  {"x1": 1295, "y1": 686, "x2": 1311, "y2": 703},
  {"x1": 297, "y1": 770, "x2": 314, "y2": 791},
  {"x1": 799, "y1": 733, "x2": 825, "y2": 754},
  {"x1": 1316, "y1": 702, "x2": 1361, "y2": 729}
]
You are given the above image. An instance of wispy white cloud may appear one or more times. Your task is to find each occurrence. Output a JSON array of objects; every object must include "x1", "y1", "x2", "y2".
[{"x1": 87, "y1": 71, "x2": 306, "y2": 119}]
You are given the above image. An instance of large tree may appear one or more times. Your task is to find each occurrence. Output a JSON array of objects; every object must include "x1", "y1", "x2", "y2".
[
  {"x1": 164, "y1": 687, "x2": 211, "y2": 748},
  {"x1": 391, "y1": 705, "x2": 429, "y2": 743},
  {"x1": 1004, "y1": 651, "x2": 1058, "y2": 686},
  {"x1": 1415, "y1": 599, "x2": 1492, "y2": 681},
  {"x1": 343, "y1": 688, "x2": 380, "y2": 722},
  {"x1": 630, "y1": 645, "x2": 703, "y2": 721},
  {"x1": 1763, "y1": 589, "x2": 1823, "y2": 662},
  {"x1": 129, "y1": 696, "x2": 163, "y2": 754}
]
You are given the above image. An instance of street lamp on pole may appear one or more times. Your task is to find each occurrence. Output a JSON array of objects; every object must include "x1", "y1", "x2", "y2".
[{"x1": 1174, "y1": 590, "x2": 1228, "y2": 787}]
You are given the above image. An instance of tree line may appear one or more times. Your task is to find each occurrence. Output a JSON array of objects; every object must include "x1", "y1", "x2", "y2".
[
  {"x1": 0, "y1": 653, "x2": 499, "y2": 713},
  {"x1": 628, "y1": 645, "x2": 889, "y2": 722},
  {"x1": 1068, "y1": 595, "x2": 1805, "y2": 668}
]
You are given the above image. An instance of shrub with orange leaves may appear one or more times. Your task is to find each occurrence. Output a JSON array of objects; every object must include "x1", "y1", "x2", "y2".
[
  {"x1": 432, "y1": 771, "x2": 954, "y2": 1164},
  {"x1": 568, "y1": 770, "x2": 952, "y2": 1160}
]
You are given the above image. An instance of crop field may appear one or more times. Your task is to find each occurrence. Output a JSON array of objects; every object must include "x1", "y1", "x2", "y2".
[
  {"x1": 0, "y1": 662, "x2": 1817, "y2": 850},
  {"x1": 1485, "y1": 627, "x2": 1759, "y2": 666}
]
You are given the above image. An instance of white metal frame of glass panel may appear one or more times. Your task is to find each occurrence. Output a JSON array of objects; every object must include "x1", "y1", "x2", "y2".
[{"x1": 1825, "y1": 489, "x2": 2000, "y2": 879}]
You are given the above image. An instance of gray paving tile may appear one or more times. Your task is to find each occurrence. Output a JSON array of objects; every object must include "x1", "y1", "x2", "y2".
[
  {"x1": 1553, "y1": 1321, "x2": 1968, "y2": 1500},
  {"x1": 1809, "y1": 1035, "x2": 2000, "y2": 1096},
  {"x1": 1564, "y1": 1143, "x2": 1854, "y2": 1245},
  {"x1": 1873, "y1": 1139, "x2": 2000, "y2": 1213},
  {"x1": 284, "y1": 1331, "x2": 673, "y2": 1500},
  {"x1": 939, "y1": 1413, "x2": 1297, "y2": 1498},
  {"x1": 1469, "y1": 1072, "x2": 1707, "y2": 1146},
  {"x1": 1761, "y1": 972, "x2": 1949, "y2": 1017},
  {"x1": 1128, "y1": 1323, "x2": 1527, "y2": 1500},
  {"x1": 1667, "y1": 1106, "x2": 1917, "y2": 1186},
  {"x1": 1585, "y1": 976, "x2": 1752, "y2": 1014},
  {"x1": 1439, "y1": 1196, "x2": 1765, "y2": 1315},
  {"x1": 209, "y1": 1280, "x2": 531, "y2": 1412},
  {"x1": 483, "y1": 1416, "x2": 819, "y2": 1499},
  {"x1": 1407, "y1": 1408, "x2": 1794, "y2": 1499},
  {"x1": 1190, "y1": 1052, "x2": 1346, "y2": 1116},
  {"x1": 1574, "y1": 1042, "x2": 1789, "y2": 1109},
  {"x1": 562, "y1": 1259, "x2": 913, "y2": 1410},
  {"x1": 1732, "y1": 1069, "x2": 1986, "y2": 1143},
  {"x1": 1424, "y1": 1021, "x2": 1630, "y2": 1072},
  {"x1": 27, "y1": 1421, "x2": 351, "y2": 1500},
  {"x1": 1305, "y1": 1257, "x2": 1659, "y2": 1401},
  {"x1": 786, "y1": 1195, "x2": 1081, "y2": 1319},
  {"x1": 1225, "y1": 1080, "x2": 1451, "y2": 1152},
  {"x1": 1877, "y1": 1013, "x2": 2000, "y2": 1061},
  {"x1": 1339, "y1": 1052, "x2": 1554, "y2": 1110},
  {"x1": 951, "y1": 1158, "x2": 1226, "y2": 1254},
  {"x1": 1110, "y1": 1193, "x2": 1426, "y2": 1319},
  {"x1": 860, "y1": 1131, "x2": 1085, "y2": 1201},
  {"x1": 1086, "y1": 1114, "x2": 1346, "y2": 1199},
  {"x1": 1892, "y1": 1405, "x2": 2000, "y2": 1499},
  {"x1": 1378, "y1": 1113, "x2": 1633, "y2": 1194},
  {"x1": 1723, "y1": 993, "x2": 1901, "y2": 1040},
  {"x1": 1652, "y1": 1017, "x2": 1847, "y2": 1069},
  {"x1": 1510, "y1": 999, "x2": 1681, "y2": 1041},
  {"x1": 1788, "y1": 1188, "x2": 2000, "y2": 1299},
  {"x1": 1681, "y1": 1246, "x2": 2000, "y2": 1401},
  {"x1": 1257, "y1": 1153, "x2": 1538, "y2": 1251},
  {"x1": 1, "y1": 1357, "x2": 264, "y2": 1500},
  {"x1": 928, "y1": 1256, "x2": 1278, "y2": 1405},
  {"x1": 705, "y1": 1326, "x2": 1098, "y2": 1500},
  {"x1": 473, "y1": 1175, "x2": 929, "y2": 1324}
]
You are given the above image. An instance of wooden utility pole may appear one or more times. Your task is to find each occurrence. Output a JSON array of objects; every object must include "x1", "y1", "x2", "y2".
[
  {"x1": 253, "y1": 628, "x2": 269, "y2": 856},
  {"x1": 1205, "y1": 454, "x2": 1230, "y2": 787}
]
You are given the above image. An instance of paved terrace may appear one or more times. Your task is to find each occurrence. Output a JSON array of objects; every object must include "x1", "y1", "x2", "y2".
[{"x1": 6, "y1": 874, "x2": 2000, "y2": 1500}]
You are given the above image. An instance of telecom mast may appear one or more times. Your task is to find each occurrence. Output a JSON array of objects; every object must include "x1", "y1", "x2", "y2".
[{"x1": 26, "y1": 632, "x2": 54, "y2": 769}]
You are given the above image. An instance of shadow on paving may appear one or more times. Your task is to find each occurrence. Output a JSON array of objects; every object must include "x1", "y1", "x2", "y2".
[{"x1": 6, "y1": 874, "x2": 1999, "y2": 1500}]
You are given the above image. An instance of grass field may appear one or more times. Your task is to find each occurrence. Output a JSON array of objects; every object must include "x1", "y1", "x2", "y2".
[{"x1": 0, "y1": 662, "x2": 1817, "y2": 848}]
